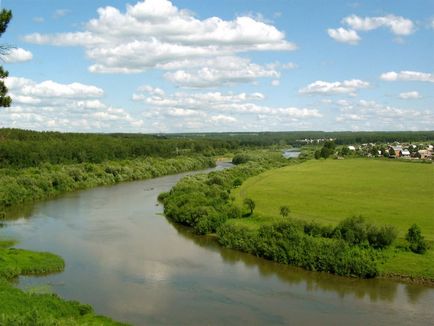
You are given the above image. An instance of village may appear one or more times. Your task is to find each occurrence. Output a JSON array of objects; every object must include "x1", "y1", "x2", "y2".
[{"x1": 344, "y1": 143, "x2": 433, "y2": 160}]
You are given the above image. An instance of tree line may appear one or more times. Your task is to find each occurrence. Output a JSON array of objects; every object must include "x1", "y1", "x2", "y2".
[{"x1": 1, "y1": 129, "x2": 433, "y2": 168}]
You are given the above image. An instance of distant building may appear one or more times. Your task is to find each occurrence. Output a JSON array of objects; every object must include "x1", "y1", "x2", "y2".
[
  {"x1": 389, "y1": 146, "x2": 402, "y2": 157},
  {"x1": 418, "y1": 150, "x2": 432, "y2": 159},
  {"x1": 348, "y1": 146, "x2": 356, "y2": 151},
  {"x1": 400, "y1": 149, "x2": 410, "y2": 157}
]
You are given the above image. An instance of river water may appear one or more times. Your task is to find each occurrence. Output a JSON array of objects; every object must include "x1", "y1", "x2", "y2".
[{"x1": 1, "y1": 162, "x2": 433, "y2": 325}]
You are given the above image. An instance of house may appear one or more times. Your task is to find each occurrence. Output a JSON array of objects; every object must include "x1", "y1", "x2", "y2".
[
  {"x1": 400, "y1": 149, "x2": 410, "y2": 157},
  {"x1": 389, "y1": 146, "x2": 402, "y2": 157},
  {"x1": 348, "y1": 145, "x2": 356, "y2": 151},
  {"x1": 418, "y1": 150, "x2": 432, "y2": 159}
]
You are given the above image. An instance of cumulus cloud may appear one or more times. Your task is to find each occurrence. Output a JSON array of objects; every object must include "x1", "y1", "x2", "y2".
[
  {"x1": 6, "y1": 77, "x2": 104, "y2": 98},
  {"x1": 334, "y1": 99, "x2": 434, "y2": 130},
  {"x1": 163, "y1": 56, "x2": 279, "y2": 87},
  {"x1": 329, "y1": 14, "x2": 414, "y2": 44},
  {"x1": 399, "y1": 91, "x2": 421, "y2": 99},
  {"x1": 380, "y1": 70, "x2": 434, "y2": 83},
  {"x1": 1, "y1": 77, "x2": 143, "y2": 131},
  {"x1": 133, "y1": 87, "x2": 322, "y2": 127},
  {"x1": 24, "y1": 0, "x2": 296, "y2": 74},
  {"x1": 327, "y1": 28, "x2": 360, "y2": 44},
  {"x1": 299, "y1": 79, "x2": 369, "y2": 95},
  {"x1": 343, "y1": 14, "x2": 414, "y2": 35},
  {"x1": 2, "y1": 48, "x2": 33, "y2": 63}
]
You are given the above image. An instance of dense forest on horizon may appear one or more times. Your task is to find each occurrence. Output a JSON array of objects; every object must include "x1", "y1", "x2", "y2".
[{"x1": 0, "y1": 128, "x2": 433, "y2": 168}]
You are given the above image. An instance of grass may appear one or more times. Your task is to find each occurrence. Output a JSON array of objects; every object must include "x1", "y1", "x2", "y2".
[
  {"x1": 0, "y1": 240, "x2": 126, "y2": 325},
  {"x1": 234, "y1": 159, "x2": 434, "y2": 240},
  {"x1": 233, "y1": 159, "x2": 434, "y2": 282}
]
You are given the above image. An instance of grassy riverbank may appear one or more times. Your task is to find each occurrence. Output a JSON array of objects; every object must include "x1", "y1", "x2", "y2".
[
  {"x1": 0, "y1": 154, "x2": 215, "y2": 325},
  {"x1": 161, "y1": 155, "x2": 434, "y2": 283},
  {"x1": 0, "y1": 240, "x2": 124, "y2": 325},
  {"x1": 0, "y1": 155, "x2": 215, "y2": 212}
]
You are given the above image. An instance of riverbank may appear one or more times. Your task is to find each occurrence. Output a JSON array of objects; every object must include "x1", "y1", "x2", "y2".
[
  {"x1": 0, "y1": 155, "x2": 215, "y2": 212},
  {"x1": 161, "y1": 155, "x2": 434, "y2": 285},
  {"x1": 0, "y1": 240, "x2": 124, "y2": 324},
  {"x1": 0, "y1": 155, "x2": 215, "y2": 325}
]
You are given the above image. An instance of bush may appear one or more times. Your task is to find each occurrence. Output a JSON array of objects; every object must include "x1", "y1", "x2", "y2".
[
  {"x1": 232, "y1": 154, "x2": 251, "y2": 165},
  {"x1": 334, "y1": 216, "x2": 396, "y2": 249},
  {"x1": 217, "y1": 221, "x2": 378, "y2": 278},
  {"x1": 406, "y1": 224, "x2": 428, "y2": 254}
]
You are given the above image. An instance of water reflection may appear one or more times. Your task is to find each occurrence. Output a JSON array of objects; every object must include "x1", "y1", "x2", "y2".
[{"x1": 171, "y1": 221, "x2": 401, "y2": 303}]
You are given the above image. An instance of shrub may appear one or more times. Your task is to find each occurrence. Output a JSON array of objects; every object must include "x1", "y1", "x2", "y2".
[
  {"x1": 232, "y1": 154, "x2": 251, "y2": 165},
  {"x1": 406, "y1": 224, "x2": 428, "y2": 254}
]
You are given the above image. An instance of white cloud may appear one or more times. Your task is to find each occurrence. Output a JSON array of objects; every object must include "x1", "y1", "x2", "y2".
[
  {"x1": 335, "y1": 99, "x2": 434, "y2": 130},
  {"x1": 327, "y1": 28, "x2": 360, "y2": 44},
  {"x1": 163, "y1": 56, "x2": 279, "y2": 87},
  {"x1": 6, "y1": 77, "x2": 104, "y2": 98},
  {"x1": 2, "y1": 48, "x2": 33, "y2": 63},
  {"x1": 399, "y1": 91, "x2": 421, "y2": 99},
  {"x1": 24, "y1": 0, "x2": 295, "y2": 74},
  {"x1": 299, "y1": 79, "x2": 369, "y2": 95},
  {"x1": 329, "y1": 14, "x2": 414, "y2": 44},
  {"x1": 133, "y1": 87, "x2": 322, "y2": 122},
  {"x1": 380, "y1": 70, "x2": 434, "y2": 83},
  {"x1": 271, "y1": 79, "x2": 280, "y2": 86},
  {"x1": 342, "y1": 14, "x2": 414, "y2": 35},
  {"x1": 1, "y1": 77, "x2": 143, "y2": 132}
]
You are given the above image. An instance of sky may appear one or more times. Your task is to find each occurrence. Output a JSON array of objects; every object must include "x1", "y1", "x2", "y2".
[{"x1": 0, "y1": 0, "x2": 433, "y2": 133}]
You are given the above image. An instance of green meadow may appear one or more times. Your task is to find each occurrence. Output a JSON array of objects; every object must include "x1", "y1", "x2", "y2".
[
  {"x1": 233, "y1": 159, "x2": 434, "y2": 281},
  {"x1": 234, "y1": 159, "x2": 434, "y2": 240}
]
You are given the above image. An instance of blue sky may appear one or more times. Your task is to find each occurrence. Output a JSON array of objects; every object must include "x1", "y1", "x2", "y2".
[{"x1": 1, "y1": 0, "x2": 433, "y2": 132}]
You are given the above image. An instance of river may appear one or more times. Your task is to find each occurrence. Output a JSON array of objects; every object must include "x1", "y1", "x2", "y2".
[{"x1": 1, "y1": 162, "x2": 433, "y2": 325}]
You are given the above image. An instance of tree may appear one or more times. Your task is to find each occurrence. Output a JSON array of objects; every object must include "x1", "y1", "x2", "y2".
[
  {"x1": 0, "y1": 9, "x2": 12, "y2": 107},
  {"x1": 243, "y1": 198, "x2": 255, "y2": 216},
  {"x1": 406, "y1": 224, "x2": 427, "y2": 254},
  {"x1": 280, "y1": 205, "x2": 290, "y2": 218}
]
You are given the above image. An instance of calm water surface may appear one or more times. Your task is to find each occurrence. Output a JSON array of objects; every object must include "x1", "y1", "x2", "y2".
[{"x1": 2, "y1": 162, "x2": 433, "y2": 325}]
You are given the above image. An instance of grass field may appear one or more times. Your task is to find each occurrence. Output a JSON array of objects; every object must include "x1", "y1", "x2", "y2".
[{"x1": 234, "y1": 159, "x2": 434, "y2": 240}]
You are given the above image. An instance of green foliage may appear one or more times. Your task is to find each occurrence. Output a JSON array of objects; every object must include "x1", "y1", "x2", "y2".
[
  {"x1": 0, "y1": 281, "x2": 125, "y2": 325},
  {"x1": 315, "y1": 141, "x2": 336, "y2": 159},
  {"x1": 217, "y1": 220, "x2": 378, "y2": 278},
  {"x1": 406, "y1": 224, "x2": 428, "y2": 254},
  {"x1": 0, "y1": 156, "x2": 215, "y2": 210},
  {"x1": 279, "y1": 205, "x2": 290, "y2": 218},
  {"x1": 232, "y1": 154, "x2": 251, "y2": 165},
  {"x1": 243, "y1": 198, "x2": 255, "y2": 215},
  {"x1": 162, "y1": 150, "x2": 288, "y2": 234},
  {"x1": 334, "y1": 216, "x2": 397, "y2": 249},
  {"x1": 0, "y1": 9, "x2": 12, "y2": 108},
  {"x1": 0, "y1": 248, "x2": 64, "y2": 280},
  {"x1": 1, "y1": 129, "x2": 432, "y2": 169}
]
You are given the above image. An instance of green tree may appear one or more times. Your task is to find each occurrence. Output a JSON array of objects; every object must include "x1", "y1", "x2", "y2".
[
  {"x1": 406, "y1": 224, "x2": 428, "y2": 254},
  {"x1": 0, "y1": 9, "x2": 12, "y2": 107},
  {"x1": 243, "y1": 198, "x2": 255, "y2": 216},
  {"x1": 280, "y1": 205, "x2": 290, "y2": 218}
]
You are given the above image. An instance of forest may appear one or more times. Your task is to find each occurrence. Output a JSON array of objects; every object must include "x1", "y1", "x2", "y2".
[{"x1": 1, "y1": 128, "x2": 433, "y2": 168}]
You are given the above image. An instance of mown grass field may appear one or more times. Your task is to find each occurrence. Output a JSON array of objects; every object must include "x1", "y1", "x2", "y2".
[
  {"x1": 234, "y1": 159, "x2": 434, "y2": 240},
  {"x1": 232, "y1": 159, "x2": 434, "y2": 281}
]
